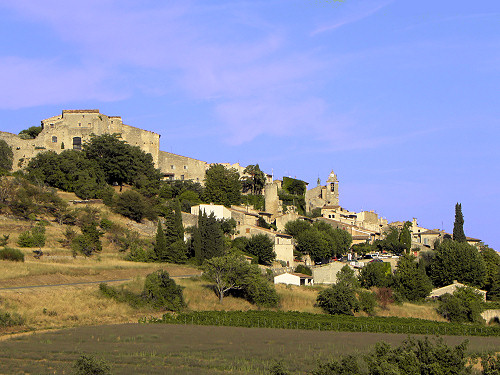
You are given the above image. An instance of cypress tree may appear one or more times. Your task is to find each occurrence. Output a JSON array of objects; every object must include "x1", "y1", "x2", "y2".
[
  {"x1": 399, "y1": 221, "x2": 412, "y2": 253},
  {"x1": 194, "y1": 210, "x2": 203, "y2": 264},
  {"x1": 453, "y1": 203, "x2": 466, "y2": 243},
  {"x1": 154, "y1": 220, "x2": 168, "y2": 261},
  {"x1": 173, "y1": 198, "x2": 184, "y2": 241}
]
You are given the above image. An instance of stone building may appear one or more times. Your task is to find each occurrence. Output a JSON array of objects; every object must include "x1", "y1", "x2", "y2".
[{"x1": 305, "y1": 170, "x2": 339, "y2": 212}]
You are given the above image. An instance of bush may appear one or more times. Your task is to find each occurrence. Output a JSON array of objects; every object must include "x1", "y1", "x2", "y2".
[
  {"x1": 0, "y1": 309, "x2": 25, "y2": 327},
  {"x1": 244, "y1": 277, "x2": 280, "y2": 308},
  {"x1": 0, "y1": 247, "x2": 24, "y2": 262},
  {"x1": 16, "y1": 222, "x2": 46, "y2": 247},
  {"x1": 437, "y1": 286, "x2": 485, "y2": 323},
  {"x1": 73, "y1": 354, "x2": 111, "y2": 375},
  {"x1": 358, "y1": 261, "x2": 392, "y2": 288},
  {"x1": 143, "y1": 270, "x2": 186, "y2": 311},
  {"x1": 358, "y1": 290, "x2": 377, "y2": 315},
  {"x1": 268, "y1": 361, "x2": 290, "y2": 375},
  {"x1": 294, "y1": 264, "x2": 312, "y2": 276},
  {"x1": 114, "y1": 190, "x2": 156, "y2": 222},
  {"x1": 317, "y1": 283, "x2": 358, "y2": 315}
]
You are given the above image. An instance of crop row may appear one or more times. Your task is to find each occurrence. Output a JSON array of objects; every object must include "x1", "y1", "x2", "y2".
[{"x1": 140, "y1": 310, "x2": 500, "y2": 337}]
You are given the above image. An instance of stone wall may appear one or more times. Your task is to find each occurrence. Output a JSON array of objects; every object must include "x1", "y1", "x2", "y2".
[{"x1": 158, "y1": 151, "x2": 208, "y2": 183}]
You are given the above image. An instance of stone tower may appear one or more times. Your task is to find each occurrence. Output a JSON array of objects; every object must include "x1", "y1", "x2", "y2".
[
  {"x1": 325, "y1": 170, "x2": 339, "y2": 206},
  {"x1": 264, "y1": 182, "x2": 281, "y2": 217}
]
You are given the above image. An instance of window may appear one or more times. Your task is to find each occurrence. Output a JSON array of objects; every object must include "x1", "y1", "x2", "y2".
[
  {"x1": 73, "y1": 137, "x2": 82, "y2": 150},
  {"x1": 180, "y1": 175, "x2": 184, "y2": 180},
  {"x1": 331, "y1": 183, "x2": 335, "y2": 192},
  {"x1": 88, "y1": 123, "x2": 91, "y2": 126},
  {"x1": 51, "y1": 136, "x2": 57, "y2": 143},
  {"x1": 78, "y1": 122, "x2": 81, "y2": 126},
  {"x1": 183, "y1": 165, "x2": 187, "y2": 169},
  {"x1": 50, "y1": 123, "x2": 54, "y2": 128},
  {"x1": 171, "y1": 165, "x2": 175, "y2": 169}
]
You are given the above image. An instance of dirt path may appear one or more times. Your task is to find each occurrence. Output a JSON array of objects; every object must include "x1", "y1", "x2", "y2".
[{"x1": 0, "y1": 273, "x2": 202, "y2": 291}]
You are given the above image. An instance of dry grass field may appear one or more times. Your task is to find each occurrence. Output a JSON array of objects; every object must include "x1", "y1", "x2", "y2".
[{"x1": 0, "y1": 324, "x2": 498, "y2": 375}]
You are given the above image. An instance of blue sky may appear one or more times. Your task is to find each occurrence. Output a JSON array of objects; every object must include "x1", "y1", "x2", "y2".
[{"x1": 0, "y1": 0, "x2": 499, "y2": 250}]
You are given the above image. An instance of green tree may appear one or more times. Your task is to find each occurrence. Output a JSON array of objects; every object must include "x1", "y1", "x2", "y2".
[
  {"x1": 284, "y1": 219, "x2": 311, "y2": 237},
  {"x1": 72, "y1": 222, "x2": 103, "y2": 257},
  {"x1": 295, "y1": 228, "x2": 329, "y2": 261},
  {"x1": 246, "y1": 233, "x2": 275, "y2": 265},
  {"x1": 204, "y1": 164, "x2": 241, "y2": 206},
  {"x1": 154, "y1": 220, "x2": 168, "y2": 261},
  {"x1": 242, "y1": 164, "x2": 266, "y2": 195},
  {"x1": 358, "y1": 262, "x2": 392, "y2": 288},
  {"x1": 437, "y1": 286, "x2": 485, "y2": 323},
  {"x1": 336, "y1": 264, "x2": 359, "y2": 289},
  {"x1": 73, "y1": 354, "x2": 111, "y2": 375},
  {"x1": 18, "y1": 126, "x2": 42, "y2": 139},
  {"x1": 114, "y1": 190, "x2": 155, "y2": 222},
  {"x1": 480, "y1": 245, "x2": 500, "y2": 293},
  {"x1": 203, "y1": 254, "x2": 279, "y2": 307},
  {"x1": 399, "y1": 221, "x2": 412, "y2": 253},
  {"x1": 453, "y1": 202, "x2": 466, "y2": 243},
  {"x1": 203, "y1": 254, "x2": 251, "y2": 303},
  {"x1": 84, "y1": 133, "x2": 161, "y2": 192},
  {"x1": 393, "y1": 254, "x2": 433, "y2": 301},
  {"x1": 317, "y1": 282, "x2": 358, "y2": 315},
  {"x1": 194, "y1": 211, "x2": 225, "y2": 264},
  {"x1": 429, "y1": 240, "x2": 486, "y2": 288},
  {"x1": 142, "y1": 270, "x2": 186, "y2": 311},
  {"x1": 0, "y1": 140, "x2": 13, "y2": 173}
]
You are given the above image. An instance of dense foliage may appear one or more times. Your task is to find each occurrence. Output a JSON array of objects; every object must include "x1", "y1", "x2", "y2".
[
  {"x1": 241, "y1": 164, "x2": 266, "y2": 195},
  {"x1": 204, "y1": 164, "x2": 241, "y2": 207},
  {"x1": 0, "y1": 140, "x2": 13, "y2": 173},
  {"x1": 358, "y1": 261, "x2": 392, "y2": 288},
  {"x1": 193, "y1": 210, "x2": 225, "y2": 264},
  {"x1": 310, "y1": 337, "x2": 472, "y2": 375},
  {"x1": 245, "y1": 233, "x2": 275, "y2": 265},
  {"x1": 0, "y1": 247, "x2": 24, "y2": 262},
  {"x1": 453, "y1": 202, "x2": 466, "y2": 242},
  {"x1": 203, "y1": 254, "x2": 279, "y2": 307},
  {"x1": 73, "y1": 354, "x2": 111, "y2": 375},
  {"x1": 437, "y1": 286, "x2": 485, "y2": 323},
  {"x1": 18, "y1": 126, "x2": 42, "y2": 139},
  {"x1": 429, "y1": 239, "x2": 486, "y2": 288},
  {"x1": 393, "y1": 254, "x2": 433, "y2": 301}
]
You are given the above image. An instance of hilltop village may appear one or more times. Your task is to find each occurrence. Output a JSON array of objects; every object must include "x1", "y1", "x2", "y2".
[
  {"x1": 1, "y1": 109, "x2": 499, "y2": 347},
  {"x1": 0, "y1": 109, "x2": 481, "y2": 265}
]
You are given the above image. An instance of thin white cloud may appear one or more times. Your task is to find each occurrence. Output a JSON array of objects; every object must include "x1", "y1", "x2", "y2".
[{"x1": 310, "y1": 0, "x2": 393, "y2": 35}]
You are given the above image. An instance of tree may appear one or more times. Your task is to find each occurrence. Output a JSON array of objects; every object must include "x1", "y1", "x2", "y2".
[
  {"x1": 18, "y1": 126, "x2": 42, "y2": 139},
  {"x1": 480, "y1": 245, "x2": 500, "y2": 294},
  {"x1": 0, "y1": 140, "x2": 13, "y2": 173},
  {"x1": 317, "y1": 282, "x2": 358, "y2": 315},
  {"x1": 73, "y1": 354, "x2": 111, "y2": 375},
  {"x1": 203, "y1": 254, "x2": 279, "y2": 307},
  {"x1": 399, "y1": 221, "x2": 412, "y2": 253},
  {"x1": 295, "y1": 228, "x2": 329, "y2": 261},
  {"x1": 242, "y1": 164, "x2": 266, "y2": 194},
  {"x1": 336, "y1": 264, "x2": 359, "y2": 289},
  {"x1": 284, "y1": 219, "x2": 311, "y2": 237},
  {"x1": 72, "y1": 222, "x2": 103, "y2": 257},
  {"x1": 204, "y1": 164, "x2": 241, "y2": 206},
  {"x1": 429, "y1": 240, "x2": 486, "y2": 288},
  {"x1": 453, "y1": 203, "x2": 466, "y2": 242},
  {"x1": 83, "y1": 133, "x2": 161, "y2": 192},
  {"x1": 142, "y1": 270, "x2": 186, "y2": 311},
  {"x1": 358, "y1": 262, "x2": 392, "y2": 288},
  {"x1": 154, "y1": 220, "x2": 168, "y2": 261},
  {"x1": 114, "y1": 190, "x2": 155, "y2": 222},
  {"x1": 246, "y1": 234, "x2": 275, "y2": 265},
  {"x1": 203, "y1": 254, "x2": 250, "y2": 303},
  {"x1": 194, "y1": 211, "x2": 225, "y2": 264},
  {"x1": 393, "y1": 254, "x2": 432, "y2": 301},
  {"x1": 437, "y1": 286, "x2": 484, "y2": 323}
]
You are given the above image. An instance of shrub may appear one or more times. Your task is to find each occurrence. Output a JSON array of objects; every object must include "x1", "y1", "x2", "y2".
[
  {"x1": 0, "y1": 309, "x2": 25, "y2": 327},
  {"x1": 358, "y1": 261, "x2": 392, "y2": 288},
  {"x1": 0, "y1": 234, "x2": 9, "y2": 246},
  {"x1": 99, "y1": 283, "x2": 146, "y2": 308},
  {"x1": 17, "y1": 222, "x2": 46, "y2": 247},
  {"x1": 358, "y1": 290, "x2": 377, "y2": 315},
  {"x1": 317, "y1": 283, "x2": 358, "y2": 315},
  {"x1": 143, "y1": 270, "x2": 186, "y2": 311},
  {"x1": 376, "y1": 287, "x2": 394, "y2": 310},
  {"x1": 437, "y1": 286, "x2": 485, "y2": 323},
  {"x1": 294, "y1": 264, "x2": 312, "y2": 276},
  {"x1": 0, "y1": 247, "x2": 24, "y2": 262},
  {"x1": 268, "y1": 361, "x2": 290, "y2": 375},
  {"x1": 114, "y1": 190, "x2": 150, "y2": 222},
  {"x1": 243, "y1": 277, "x2": 280, "y2": 308},
  {"x1": 73, "y1": 354, "x2": 111, "y2": 375}
]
